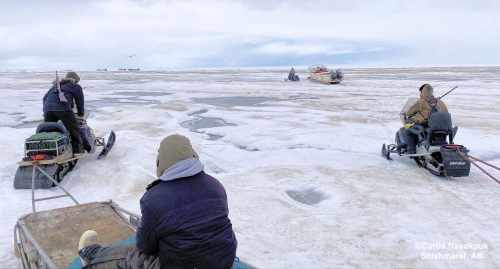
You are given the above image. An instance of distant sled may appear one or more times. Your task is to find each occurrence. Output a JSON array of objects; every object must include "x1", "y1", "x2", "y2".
[
  {"x1": 307, "y1": 64, "x2": 343, "y2": 84},
  {"x1": 14, "y1": 200, "x2": 259, "y2": 269}
]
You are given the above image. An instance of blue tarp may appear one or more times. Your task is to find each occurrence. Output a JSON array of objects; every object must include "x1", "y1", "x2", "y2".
[{"x1": 68, "y1": 235, "x2": 253, "y2": 269}]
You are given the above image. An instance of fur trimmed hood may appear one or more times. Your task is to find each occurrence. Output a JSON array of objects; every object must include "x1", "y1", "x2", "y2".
[
  {"x1": 420, "y1": 84, "x2": 434, "y2": 100},
  {"x1": 51, "y1": 77, "x2": 76, "y2": 84}
]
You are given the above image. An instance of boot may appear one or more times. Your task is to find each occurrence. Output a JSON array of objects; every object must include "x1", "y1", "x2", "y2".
[
  {"x1": 74, "y1": 150, "x2": 87, "y2": 157},
  {"x1": 78, "y1": 230, "x2": 100, "y2": 266},
  {"x1": 73, "y1": 146, "x2": 87, "y2": 157}
]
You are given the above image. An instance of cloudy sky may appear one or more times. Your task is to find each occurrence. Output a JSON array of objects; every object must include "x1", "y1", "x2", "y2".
[{"x1": 0, "y1": 0, "x2": 499, "y2": 70}]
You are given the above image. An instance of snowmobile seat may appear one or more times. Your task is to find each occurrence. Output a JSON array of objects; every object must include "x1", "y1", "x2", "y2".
[
  {"x1": 408, "y1": 124, "x2": 426, "y2": 142},
  {"x1": 426, "y1": 112, "x2": 453, "y2": 146},
  {"x1": 36, "y1": 122, "x2": 68, "y2": 134}
]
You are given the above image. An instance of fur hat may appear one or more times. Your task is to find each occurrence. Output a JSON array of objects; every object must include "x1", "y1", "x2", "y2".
[
  {"x1": 418, "y1": 84, "x2": 433, "y2": 93},
  {"x1": 66, "y1": 71, "x2": 80, "y2": 83},
  {"x1": 156, "y1": 134, "x2": 199, "y2": 177},
  {"x1": 419, "y1": 84, "x2": 433, "y2": 99}
]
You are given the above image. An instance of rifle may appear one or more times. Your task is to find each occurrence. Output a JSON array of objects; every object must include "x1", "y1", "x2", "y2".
[
  {"x1": 438, "y1": 86, "x2": 458, "y2": 100},
  {"x1": 55, "y1": 71, "x2": 67, "y2": 102}
]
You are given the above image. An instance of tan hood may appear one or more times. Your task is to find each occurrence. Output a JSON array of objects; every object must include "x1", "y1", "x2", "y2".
[{"x1": 156, "y1": 134, "x2": 199, "y2": 178}]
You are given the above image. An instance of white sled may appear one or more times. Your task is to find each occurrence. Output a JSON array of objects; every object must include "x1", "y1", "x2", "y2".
[{"x1": 307, "y1": 64, "x2": 343, "y2": 84}]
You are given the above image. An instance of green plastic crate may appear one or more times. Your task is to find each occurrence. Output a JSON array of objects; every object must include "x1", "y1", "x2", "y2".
[{"x1": 25, "y1": 132, "x2": 70, "y2": 157}]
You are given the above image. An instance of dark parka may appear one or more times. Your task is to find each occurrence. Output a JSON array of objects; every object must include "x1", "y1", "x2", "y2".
[
  {"x1": 136, "y1": 171, "x2": 237, "y2": 269},
  {"x1": 79, "y1": 135, "x2": 237, "y2": 269},
  {"x1": 43, "y1": 78, "x2": 85, "y2": 117}
]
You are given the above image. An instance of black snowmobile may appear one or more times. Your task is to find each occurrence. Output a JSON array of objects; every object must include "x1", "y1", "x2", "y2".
[
  {"x1": 285, "y1": 68, "x2": 300, "y2": 81},
  {"x1": 14, "y1": 112, "x2": 115, "y2": 189},
  {"x1": 285, "y1": 74, "x2": 300, "y2": 81},
  {"x1": 382, "y1": 98, "x2": 471, "y2": 177}
]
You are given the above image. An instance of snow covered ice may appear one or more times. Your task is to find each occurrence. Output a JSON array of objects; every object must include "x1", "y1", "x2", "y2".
[{"x1": 1, "y1": 66, "x2": 499, "y2": 268}]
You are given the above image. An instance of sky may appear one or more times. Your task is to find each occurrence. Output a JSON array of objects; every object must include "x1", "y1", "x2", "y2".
[
  {"x1": 1, "y1": 67, "x2": 500, "y2": 268},
  {"x1": 1, "y1": 0, "x2": 499, "y2": 70}
]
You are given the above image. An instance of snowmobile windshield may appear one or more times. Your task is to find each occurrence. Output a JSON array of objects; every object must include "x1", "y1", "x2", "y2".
[{"x1": 400, "y1": 98, "x2": 419, "y2": 124}]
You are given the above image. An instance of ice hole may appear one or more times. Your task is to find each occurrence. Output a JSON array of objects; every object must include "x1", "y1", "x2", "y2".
[{"x1": 285, "y1": 189, "x2": 327, "y2": 205}]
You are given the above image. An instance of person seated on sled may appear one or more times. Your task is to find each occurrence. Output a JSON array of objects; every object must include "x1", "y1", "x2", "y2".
[
  {"x1": 42, "y1": 71, "x2": 86, "y2": 156},
  {"x1": 78, "y1": 134, "x2": 237, "y2": 269},
  {"x1": 400, "y1": 84, "x2": 448, "y2": 153},
  {"x1": 288, "y1": 67, "x2": 296, "y2": 80}
]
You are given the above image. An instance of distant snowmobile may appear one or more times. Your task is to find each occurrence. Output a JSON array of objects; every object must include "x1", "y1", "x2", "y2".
[
  {"x1": 284, "y1": 74, "x2": 300, "y2": 81},
  {"x1": 13, "y1": 113, "x2": 115, "y2": 189},
  {"x1": 381, "y1": 98, "x2": 470, "y2": 177},
  {"x1": 285, "y1": 68, "x2": 300, "y2": 81}
]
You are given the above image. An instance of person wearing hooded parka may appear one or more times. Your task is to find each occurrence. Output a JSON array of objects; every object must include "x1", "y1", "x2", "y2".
[
  {"x1": 401, "y1": 84, "x2": 449, "y2": 153},
  {"x1": 77, "y1": 134, "x2": 237, "y2": 269},
  {"x1": 42, "y1": 71, "x2": 86, "y2": 155}
]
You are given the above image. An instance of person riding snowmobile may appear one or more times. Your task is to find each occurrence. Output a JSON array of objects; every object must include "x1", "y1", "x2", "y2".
[
  {"x1": 43, "y1": 71, "x2": 86, "y2": 156},
  {"x1": 400, "y1": 84, "x2": 448, "y2": 153},
  {"x1": 288, "y1": 68, "x2": 299, "y2": 81},
  {"x1": 288, "y1": 68, "x2": 295, "y2": 79}
]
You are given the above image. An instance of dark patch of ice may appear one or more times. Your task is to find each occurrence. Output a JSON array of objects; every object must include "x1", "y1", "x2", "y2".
[
  {"x1": 191, "y1": 96, "x2": 282, "y2": 107},
  {"x1": 181, "y1": 116, "x2": 234, "y2": 141},
  {"x1": 191, "y1": 94, "x2": 317, "y2": 108},
  {"x1": 112, "y1": 91, "x2": 172, "y2": 97},
  {"x1": 86, "y1": 98, "x2": 159, "y2": 108}
]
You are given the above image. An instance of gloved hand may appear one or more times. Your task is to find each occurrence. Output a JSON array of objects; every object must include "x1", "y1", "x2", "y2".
[{"x1": 76, "y1": 115, "x2": 84, "y2": 121}]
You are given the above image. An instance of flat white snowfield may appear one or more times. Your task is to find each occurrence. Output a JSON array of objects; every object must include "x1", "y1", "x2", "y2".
[{"x1": 1, "y1": 67, "x2": 499, "y2": 268}]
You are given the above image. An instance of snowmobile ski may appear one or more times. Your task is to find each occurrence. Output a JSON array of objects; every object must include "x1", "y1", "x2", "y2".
[
  {"x1": 381, "y1": 143, "x2": 393, "y2": 160},
  {"x1": 97, "y1": 131, "x2": 116, "y2": 159}
]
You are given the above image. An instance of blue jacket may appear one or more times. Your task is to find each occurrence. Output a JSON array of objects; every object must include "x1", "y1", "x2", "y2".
[
  {"x1": 42, "y1": 78, "x2": 85, "y2": 117},
  {"x1": 136, "y1": 159, "x2": 237, "y2": 269}
]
